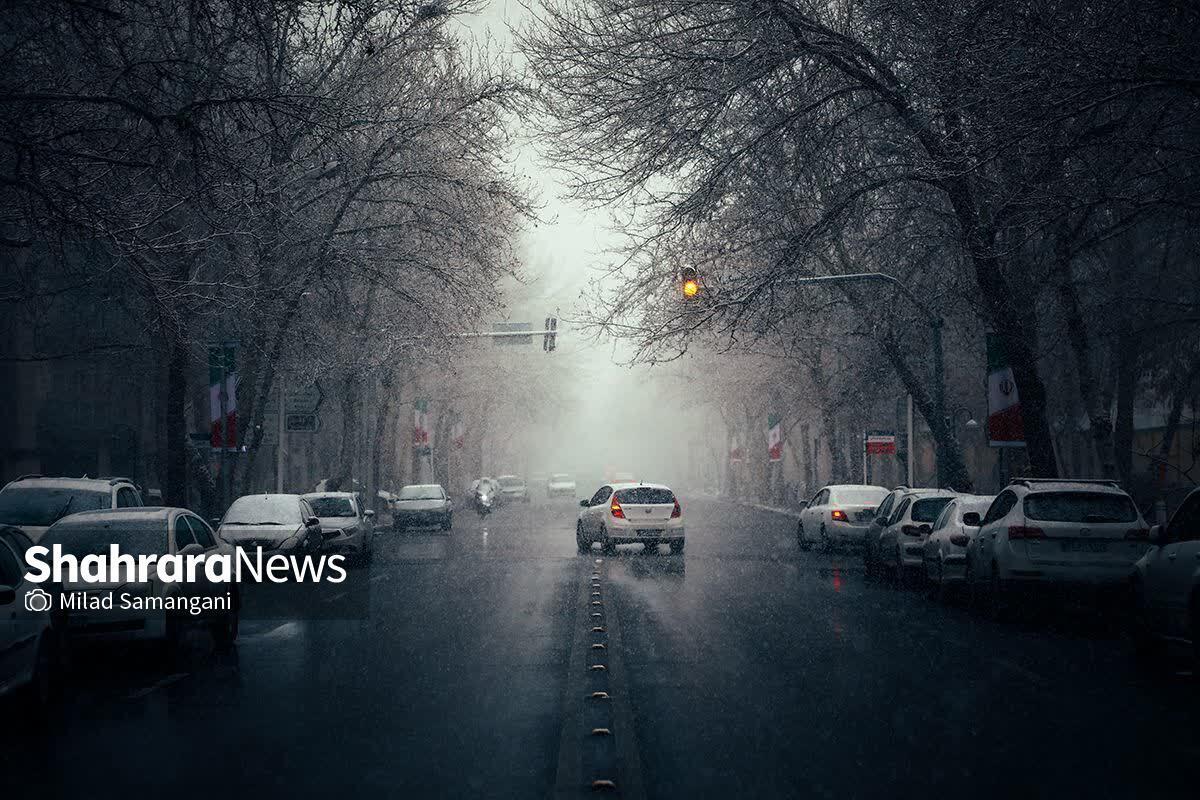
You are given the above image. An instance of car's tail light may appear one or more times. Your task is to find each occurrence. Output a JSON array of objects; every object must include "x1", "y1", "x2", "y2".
[
  {"x1": 901, "y1": 524, "x2": 925, "y2": 536},
  {"x1": 610, "y1": 498, "x2": 625, "y2": 519},
  {"x1": 1124, "y1": 527, "x2": 1149, "y2": 540},
  {"x1": 830, "y1": 509, "x2": 848, "y2": 522},
  {"x1": 949, "y1": 534, "x2": 970, "y2": 547},
  {"x1": 671, "y1": 499, "x2": 682, "y2": 518},
  {"x1": 1008, "y1": 525, "x2": 1045, "y2": 540}
]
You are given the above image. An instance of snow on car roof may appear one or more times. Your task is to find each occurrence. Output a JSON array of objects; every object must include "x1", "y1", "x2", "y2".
[
  {"x1": 3, "y1": 477, "x2": 115, "y2": 491},
  {"x1": 50, "y1": 508, "x2": 174, "y2": 525},
  {"x1": 609, "y1": 481, "x2": 671, "y2": 491}
]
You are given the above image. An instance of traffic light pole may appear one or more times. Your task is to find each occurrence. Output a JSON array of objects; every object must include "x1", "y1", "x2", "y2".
[{"x1": 784, "y1": 272, "x2": 945, "y2": 485}]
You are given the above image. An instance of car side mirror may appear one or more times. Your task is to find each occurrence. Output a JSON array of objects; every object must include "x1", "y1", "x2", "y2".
[
  {"x1": 579, "y1": 500, "x2": 589, "y2": 508},
  {"x1": 210, "y1": 517, "x2": 221, "y2": 527},
  {"x1": 796, "y1": 501, "x2": 809, "y2": 511},
  {"x1": 1148, "y1": 524, "x2": 1166, "y2": 546},
  {"x1": 962, "y1": 512, "x2": 981, "y2": 527},
  {"x1": 0, "y1": 585, "x2": 15, "y2": 605},
  {"x1": 364, "y1": 509, "x2": 375, "y2": 519},
  {"x1": 306, "y1": 516, "x2": 320, "y2": 528},
  {"x1": 178, "y1": 543, "x2": 205, "y2": 558}
]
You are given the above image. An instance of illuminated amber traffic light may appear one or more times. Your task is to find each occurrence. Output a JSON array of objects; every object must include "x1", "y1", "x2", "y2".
[{"x1": 681, "y1": 267, "x2": 700, "y2": 299}]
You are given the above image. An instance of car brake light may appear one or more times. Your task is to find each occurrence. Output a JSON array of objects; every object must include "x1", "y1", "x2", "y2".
[
  {"x1": 1124, "y1": 528, "x2": 1149, "y2": 540},
  {"x1": 1008, "y1": 525, "x2": 1044, "y2": 540},
  {"x1": 830, "y1": 509, "x2": 848, "y2": 522},
  {"x1": 610, "y1": 499, "x2": 625, "y2": 519},
  {"x1": 671, "y1": 499, "x2": 681, "y2": 518}
]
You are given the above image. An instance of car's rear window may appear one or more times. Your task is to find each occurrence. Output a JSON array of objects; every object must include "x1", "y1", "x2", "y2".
[
  {"x1": 0, "y1": 487, "x2": 110, "y2": 526},
  {"x1": 912, "y1": 497, "x2": 953, "y2": 523},
  {"x1": 832, "y1": 487, "x2": 888, "y2": 505},
  {"x1": 615, "y1": 488, "x2": 674, "y2": 504},
  {"x1": 1024, "y1": 492, "x2": 1138, "y2": 523}
]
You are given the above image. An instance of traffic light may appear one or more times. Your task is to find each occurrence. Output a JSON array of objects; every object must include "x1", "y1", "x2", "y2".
[
  {"x1": 543, "y1": 317, "x2": 557, "y2": 352},
  {"x1": 681, "y1": 267, "x2": 700, "y2": 299}
]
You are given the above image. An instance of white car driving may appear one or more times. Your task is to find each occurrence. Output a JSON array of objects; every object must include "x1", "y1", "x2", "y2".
[
  {"x1": 577, "y1": 482, "x2": 684, "y2": 554},
  {"x1": 922, "y1": 494, "x2": 995, "y2": 599},
  {"x1": 547, "y1": 473, "x2": 576, "y2": 499},
  {"x1": 965, "y1": 478, "x2": 1150, "y2": 618},
  {"x1": 797, "y1": 484, "x2": 888, "y2": 552}
]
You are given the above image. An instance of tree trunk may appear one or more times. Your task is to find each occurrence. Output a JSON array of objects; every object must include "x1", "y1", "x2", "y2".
[
  {"x1": 164, "y1": 335, "x2": 189, "y2": 508},
  {"x1": 1113, "y1": 332, "x2": 1141, "y2": 484},
  {"x1": 334, "y1": 373, "x2": 361, "y2": 489}
]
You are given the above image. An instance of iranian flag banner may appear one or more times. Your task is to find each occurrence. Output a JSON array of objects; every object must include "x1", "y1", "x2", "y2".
[
  {"x1": 413, "y1": 399, "x2": 430, "y2": 447},
  {"x1": 766, "y1": 414, "x2": 783, "y2": 462},
  {"x1": 451, "y1": 420, "x2": 465, "y2": 449},
  {"x1": 208, "y1": 345, "x2": 237, "y2": 449},
  {"x1": 986, "y1": 333, "x2": 1025, "y2": 446},
  {"x1": 729, "y1": 435, "x2": 744, "y2": 463}
]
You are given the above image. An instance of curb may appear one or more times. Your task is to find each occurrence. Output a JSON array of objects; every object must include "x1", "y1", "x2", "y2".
[{"x1": 693, "y1": 493, "x2": 802, "y2": 520}]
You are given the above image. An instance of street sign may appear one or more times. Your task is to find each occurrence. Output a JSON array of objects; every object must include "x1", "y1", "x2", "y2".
[
  {"x1": 286, "y1": 413, "x2": 319, "y2": 432},
  {"x1": 865, "y1": 431, "x2": 897, "y2": 455},
  {"x1": 492, "y1": 322, "x2": 533, "y2": 345},
  {"x1": 285, "y1": 381, "x2": 324, "y2": 415}
]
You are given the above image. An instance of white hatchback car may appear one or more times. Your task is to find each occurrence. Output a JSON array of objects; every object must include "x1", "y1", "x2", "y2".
[
  {"x1": 965, "y1": 478, "x2": 1150, "y2": 618},
  {"x1": 797, "y1": 484, "x2": 889, "y2": 552},
  {"x1": 577, "y1": 483, "x2": 684, "y2": 554},
  {"x1": 922, "y1": 495, "x2": 996, "y2": 599},
  {"x1": 876, "y1": 489, "x2": 958, "y2": 584},
  {"x1": 0, "y1": 525, "x2": 62, "y2": 705}
]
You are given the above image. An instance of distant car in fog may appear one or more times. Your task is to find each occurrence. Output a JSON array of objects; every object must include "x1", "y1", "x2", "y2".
[
  {"x1": 577, "y1": 482, "x2": 684, "y2": 555},
  {"x1": 797, "y1": 484, "x2": 888, "y2": 552},
  {"x1": 303, "y1": 492, "x2": 375, "y2": 564},
  {"x1": 546, "y1": 473, "x2": 576, "y2": 499},
  {"x1": 0, "y1": 475, "x2": 143, "y2": 542},
  {"x1": 392, "y1": 484, "x2": 452, "y2": 531},
  {"x1": 495, "y1": 475, "x2": 529, "y2": 504},
  {"x1": 217, "y1": 494, "x2": 323, "y2": 555}
]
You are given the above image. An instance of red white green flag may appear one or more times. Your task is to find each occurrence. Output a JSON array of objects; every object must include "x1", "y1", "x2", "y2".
[
  {"x1": 986, "y1": 333, "x2": 1024, "y2": 446},
  {"x1": 413, "y1": 399, "x2": 430, "y2": 447},
  {"x1": 730, "y1": 435, "x2": 744, "y2": 463},
  {"x1": 208, "y1": 345, "x2": 237, "y2": 449},
  {"x1": 766, "y1": 414, "x2": 783, "y2": 462},
  {"x1": 451, "y1": 420, "x2": 465, "y2": 449}
]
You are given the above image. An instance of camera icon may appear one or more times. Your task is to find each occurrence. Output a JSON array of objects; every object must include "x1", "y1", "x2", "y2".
[{"x1": 25, "y1": 587, "x2": 52, "y2": 613}]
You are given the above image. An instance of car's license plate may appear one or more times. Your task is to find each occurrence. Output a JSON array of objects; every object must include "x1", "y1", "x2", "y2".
[
  {"x1": 637, "y1": 529, "x2": 663, "y2": 536},
  {"x1": 1061, "y1": 540, "x2": 1107, "y2": 553}
]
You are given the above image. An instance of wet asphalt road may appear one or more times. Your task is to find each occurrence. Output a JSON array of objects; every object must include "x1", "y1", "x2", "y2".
[{"x1": 4, "y1": 497, "x2": 1199, "y2": 799}]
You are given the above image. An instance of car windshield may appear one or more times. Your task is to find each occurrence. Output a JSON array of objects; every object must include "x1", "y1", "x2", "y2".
[
  {"x1": 306, "y1": 496, "x2": 355, "y2": 517},
  {"x1": 614, "y1": 487, "x2": 674, "y2": 504},
  {"x1": 498, "y1": 477, "x2": 524, "y2": 487},
  {"x1": 39, "y1": 519, "x2": 168, "y2": 558},
  {"x1": 831, "y1": 487, "x2": 888, "y2": 505},
  {"x1": 0, "y1": 486, "x2": 110, "y2": 527},
  {"x1": 1024, "y1": 492, "x2": 1138, "y2": 523},
  {"x1": 223, "y1": 496, "x2": 302, "y2": 525},
  {"x1": 399, "y1": 486, "x2": 444, "y2": 500},
  {"x1": 912, "y1": 497, "x2": 954, "y2": 523}
]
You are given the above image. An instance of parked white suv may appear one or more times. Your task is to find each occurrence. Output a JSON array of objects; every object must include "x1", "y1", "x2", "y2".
[
  {"x1": 965, "y1": 478, "x2": 1150, "y2": 618},
  {"x1": 0, "y1": 475, "x2": 144, "y2": 542},
  {"x1": 1130, "y1": 488, "x2": 1199, "y2": 671}
]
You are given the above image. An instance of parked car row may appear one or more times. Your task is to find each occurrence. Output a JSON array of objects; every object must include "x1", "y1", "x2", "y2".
[{"x1": 799, "y1": 478, "x2": 1199, "y2": 672}]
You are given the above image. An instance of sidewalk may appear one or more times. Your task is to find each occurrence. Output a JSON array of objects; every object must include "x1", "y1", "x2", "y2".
[{"x1": 694, "y1": 492, "x2": 802, "y2": 519}]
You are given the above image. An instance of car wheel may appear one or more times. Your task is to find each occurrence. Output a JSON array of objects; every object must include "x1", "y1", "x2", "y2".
[
  {"x1": 576, "y1": 523, "x2": 590, "y2": 553},
  {"x1": 819, "y1": 525, "x2": 832, "y2": 554},
  {"x1": 442, "y1": 515, "x2": 452, "y2": 532},
  {"x1": 600, "y1": 527, "x2": 616, "y2": 555},
  {"x1": 863, "y1": 541, "x2": 875, "y2": 579},
  {"x1": 797, "y1": 523, "x2": 811, "y2": 551},
  {"x1": 670, "y1": 541, "x2": 685, "y2": 555}
]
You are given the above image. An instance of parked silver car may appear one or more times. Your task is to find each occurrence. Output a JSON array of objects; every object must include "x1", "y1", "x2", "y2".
[{"x1": 303, "y1": 492, "x2": 375, "y2": 564}]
